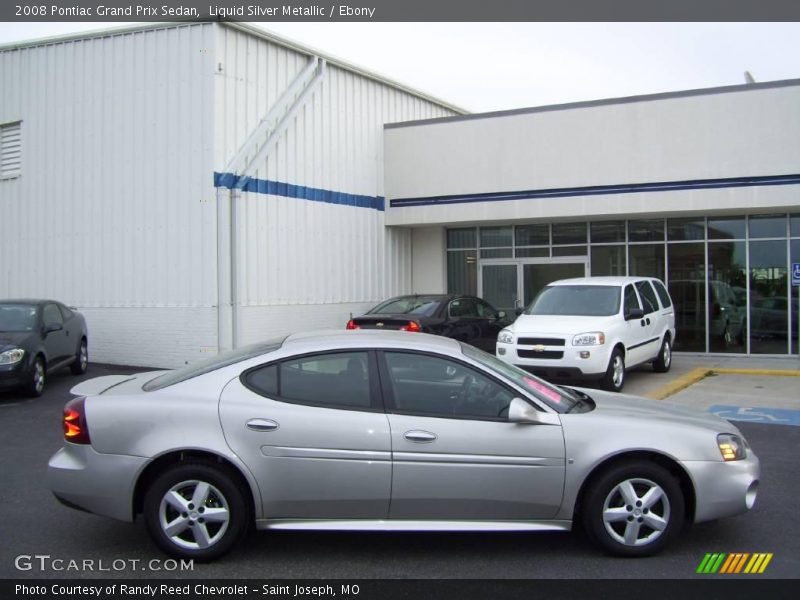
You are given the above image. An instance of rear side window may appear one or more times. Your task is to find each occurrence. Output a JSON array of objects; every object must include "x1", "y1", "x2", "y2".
[
  {"x1": 245, "y1": 352, "x2": 373, "y2": 410},
  {"x1": 635, "y1": 281, "x2": 660, "y2": 314},
  {"x1": 651, "y1": 280, "x2": 672, "y2": 308}
]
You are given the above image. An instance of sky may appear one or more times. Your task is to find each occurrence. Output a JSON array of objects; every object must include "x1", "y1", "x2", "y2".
[{"x1": 1, "y1": 22, "x2": 799, "y2": 112}]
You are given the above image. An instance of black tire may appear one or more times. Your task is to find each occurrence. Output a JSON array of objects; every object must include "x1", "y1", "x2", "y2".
[
  {"x1": 583, "y1": 461, "x2": 685, "y2": 557},
  {"x1": 70, "y1": 338, "x2": 88, "y2": 375},
  {"x1": 602, "y1": 348, "x2": 625, "y2": 392},
  {"x1": 652, "y1": 336, "x2": 672, "y2": 373},
  {"x1": 22, "y1": 356, "x2": 46, "y2": 398},
  {"x1": 143, "y1": 461, "x2": 249, "y2": 561}
]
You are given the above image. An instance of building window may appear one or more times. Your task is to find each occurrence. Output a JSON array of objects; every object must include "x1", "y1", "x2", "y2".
[{"x1": 0, "y1": 121, "x2": 21, "y2": 179}]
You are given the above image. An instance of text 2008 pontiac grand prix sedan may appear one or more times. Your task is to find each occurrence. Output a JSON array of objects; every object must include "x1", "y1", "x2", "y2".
[{"x1": 48, "y1": 330, "x2": 759, "y2": 561}]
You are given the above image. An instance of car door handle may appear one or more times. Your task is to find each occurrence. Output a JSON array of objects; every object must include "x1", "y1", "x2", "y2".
[
  {"x1": 646, "y1": 317, "x2": 651, "y2": 325},
  {"x1": 246, "y1": 418, "x2": 279, "y2": 432},
  {"x1": 404, "y1": 430, "x2": 437, "y2": 443}
]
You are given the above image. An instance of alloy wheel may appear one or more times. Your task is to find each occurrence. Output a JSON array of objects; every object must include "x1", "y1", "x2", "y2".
[
  {"x1": 158, "y1": 480, "x2": 231, "y2": 550},
  {"x1": 602, "y1": 477, "x2": 671, "y2": 546}
]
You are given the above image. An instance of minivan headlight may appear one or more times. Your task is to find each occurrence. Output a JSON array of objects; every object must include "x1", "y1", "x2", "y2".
[
  {"x1": 498, "y1": 329, "x2": 514, "y2": 344},
  {"x1": 0, "y1": 348, "x2": 25, "y2": 365},
  {"x1": 572, "y1": 332, "x2": 605, "y2": 346},
  {"x1": 717, "y1": 433, "x2": 747, "y2": 461}
]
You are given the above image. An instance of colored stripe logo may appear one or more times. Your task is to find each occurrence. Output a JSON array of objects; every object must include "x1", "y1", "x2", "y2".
[{"x1": 696, "y1": 553, "x2": 773, "y2": 574}]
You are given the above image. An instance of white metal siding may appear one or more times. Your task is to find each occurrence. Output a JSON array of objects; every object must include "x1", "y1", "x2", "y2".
[{"x1": 214, "y1": 25, "x2": 455, "y2": 313}]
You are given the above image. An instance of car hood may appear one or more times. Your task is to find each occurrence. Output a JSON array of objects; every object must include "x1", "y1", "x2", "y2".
[
  {"x1": 0, "y1": 331, "x2": 35, "y2": 351},
  {"x1": 510, "y1": 314, "x2": 617, "y2": 336},
  {"x1": 574, "y1": 387, "x2": 740, "y2": 434}
]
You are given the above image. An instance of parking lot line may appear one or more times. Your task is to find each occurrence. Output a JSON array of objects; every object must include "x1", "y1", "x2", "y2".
[{"x1": 646, "y1": 367, "x2": 800, "y2": 401}]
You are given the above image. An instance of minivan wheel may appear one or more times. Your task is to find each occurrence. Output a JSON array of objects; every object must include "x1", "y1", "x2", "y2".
[
  {"x1": 584, "y1": 462, "x2": 684, "y2": 557},
  {"x1": 652, "y1": 337, "x2": 672, "y2": 373},
  {"x1": 22, "y1": 357, "x2": 46, "y2": 398},
  {"x1": 144, "y1": 462, "x2": 248, "y2": 561},
  {"x1": 70, "y1": 339, "x2": 88, "y2": 375},
  {"x1": 602, "y1": 349, "x2": 625, "y2": 392}
]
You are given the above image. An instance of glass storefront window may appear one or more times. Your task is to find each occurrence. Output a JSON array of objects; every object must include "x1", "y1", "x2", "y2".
[
  {"x1": 708, "y1": 242, "x2": 747, "y2": 353},
  {"x1": 553, "y1": 245, "x2": 587, "y2": 257},
  {"x1": 749, "y1": 214, "x2": 787, "y2": 239},
  {"x1": 480, "y1": 226, "x2": 513, "y2": 248},
  {"x1": 515, "y1": 224, "x2": 549, "y2": 246},
  {"x1": 480, "y1": 248, "x2": 513, "y2": 259},
  {"x1": 629, "y1": 244, "x2": 665, "y2": 280},
  {"x1": 552, "y1": 222, "x2": 587, "y2": 245},
  {"x1": 791, "y1": 214, "x2": 800, "y2": 238},
  {"x1": 668, "y1": 243, "x2": 706, "y2": 352},
  {"x1": 791, "y1": 239, "x2": 800, "y2": 355},
  {"x1": 515, "y1": 247, "x2": 549, "y2": 258},
  {"x1": 447, "y1": 250, "x2": 477, "y2": 296},
  {"x1": 447, "y1": 228, "x2": 476, "y2": 249},
  {"x1": 708, "y1": 217, "x2": 746, "y2": 240},
  {"x1": 749, "y1": 240, "x2": 788, "y2": 354},
  {"x1": 668, "y1": 218, "x2": 705, "y2": 241},
  {"x1": 628, "y1": 219, "x2": 665, "y2": 242},
  {"x1": 590, "y1": 221, "x2": 625, "y2": 244},
  {"x1": 591, "y1": 245, "x2": 626, "y2": 276}
]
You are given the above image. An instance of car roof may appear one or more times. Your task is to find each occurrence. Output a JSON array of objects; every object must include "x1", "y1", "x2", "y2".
[
  {"x1": 548, "y1": 276, "x2": 662, "y2": 286},
  {"x1": 0, "y1": 299, "x2": 55, "y2": 306},
  {"x1": 283, "y1": 329, "x2": 462, "y2": 353}
]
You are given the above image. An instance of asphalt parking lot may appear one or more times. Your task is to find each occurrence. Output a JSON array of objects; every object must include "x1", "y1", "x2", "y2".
[{"x1": 1, "y1": 357, "x2": 798, "y2": 580}]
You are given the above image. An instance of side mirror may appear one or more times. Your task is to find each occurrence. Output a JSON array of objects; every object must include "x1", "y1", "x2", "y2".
[
  {"x1": 625, "y1": 307, "x2": 645, "y2": 320},
  {"x1": 497, "y1": 311, "x2": 506, "y2": 320},
  {"x1": 44, "y1": 322, "x2": 63, "y2": 334},
  {"x1": 508, "y1": 398, "x2": 560, "y2": 425}
]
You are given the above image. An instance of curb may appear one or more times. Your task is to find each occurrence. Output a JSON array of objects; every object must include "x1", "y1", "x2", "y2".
[{"x1": 644, "y1": 367, "x2": 800, "y2": 401}]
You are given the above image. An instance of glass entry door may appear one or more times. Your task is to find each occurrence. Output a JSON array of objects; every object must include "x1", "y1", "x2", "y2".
[{"x1": 481, "y1": 258, "x2": 587, "y2": 314}]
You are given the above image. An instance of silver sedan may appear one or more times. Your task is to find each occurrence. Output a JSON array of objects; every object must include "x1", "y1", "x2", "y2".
[{"x1": 47, "y1": 330, "x2": 759, "y2": 561}]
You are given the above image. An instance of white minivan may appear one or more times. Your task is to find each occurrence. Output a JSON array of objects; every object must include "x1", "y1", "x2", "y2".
[{"x1": 496, "y1": 276, "x2": 675, "y2": 392}]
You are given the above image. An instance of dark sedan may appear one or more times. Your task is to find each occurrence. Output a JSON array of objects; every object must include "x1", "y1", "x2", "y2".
[
  {"x1": 0, "y1": 300, "x2": 89, "y2": 397},
  {"x1": 346, "y1": 294, "x2": 511, "y2": 353}
]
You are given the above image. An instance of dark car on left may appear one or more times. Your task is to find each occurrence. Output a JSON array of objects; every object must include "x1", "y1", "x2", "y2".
[
  {"x1": 0, "y1": 300, "x2": 88, "y2": 397},
  {"x1": 346, "y1": 294, "x2": 511, "y2": 353}
]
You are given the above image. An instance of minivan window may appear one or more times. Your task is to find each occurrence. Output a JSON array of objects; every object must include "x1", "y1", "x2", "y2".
[
  {"x1": 651, "y1": 280, "x2": 672, "y2": 308},
  {"x1": 635, "y1": 281, "x2": 660, "y2": 314},
  {"x1": 624, "y1": 285, "x2": 641, "y2": 313},
  {"x1": 526, "y1": 285, "x2": 620, "y2": 317}
]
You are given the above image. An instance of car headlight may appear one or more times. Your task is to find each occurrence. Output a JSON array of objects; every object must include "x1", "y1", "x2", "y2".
[
  {"x1": 572, "y1": 332, "x2": 605, "y2": 346},
  {"x1": 717, "y1": 433, "x2": 747, "y2": 461},
  {"x1": 0, "y1": 348, "x2": 25, "y2": 365},
  {"x1": 497, "y1": 329, "x2": 514, "y2": 344}
]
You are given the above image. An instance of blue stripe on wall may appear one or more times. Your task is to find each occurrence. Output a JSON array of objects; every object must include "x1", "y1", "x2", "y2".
[
  {"x1": 389, "y1": 174, "x2": 800, "y2": 208},
  {"x1": 214, "y1": 172, "x2": 385, "y2": 212}
]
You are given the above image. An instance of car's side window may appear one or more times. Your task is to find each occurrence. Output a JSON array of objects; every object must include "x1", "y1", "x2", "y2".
[
  {"x1": 449, "y1": 298, "x2": 479, "y2": 318},
  {"x1": 383, "y1": 352, "x2": 515, "y2": 420},
  {"x1": 475, "y1": 299, "x2": 498, "y2": 319},
  {"x1": 623, "y1": 284, "x2": 641, "y2": 313},
  {"x1": 58, "y1": 304, "x2": 74, "y2": 321},
  {"x1": 244, "y1": 352, "x2": 372, "y2": 409},
  {"x1": 42, "y1": 303, "x2": 63, "y2": 326},
  {"x1": 635, "y1": 281, "x2": 660, "y2": 315},
  {"x1": 651, "y1": 280, "x2": 672, "y2": 308}
]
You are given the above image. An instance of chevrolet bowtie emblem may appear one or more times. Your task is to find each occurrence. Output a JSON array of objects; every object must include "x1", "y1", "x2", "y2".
[
  {"x1": 532, "y1": 344, "x2": 546, "y2": 352},
  {"x1": 376, "y1": 322, "x2": 384, "y2": 327}
]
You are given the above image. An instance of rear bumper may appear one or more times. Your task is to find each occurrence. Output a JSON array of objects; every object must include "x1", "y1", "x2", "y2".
[
  {"x1": 684, "y1": 451, "x2": 760, "y2": 523},
  {"x1": 47, "y1": 444, "x2": 148, "y2": 522}
]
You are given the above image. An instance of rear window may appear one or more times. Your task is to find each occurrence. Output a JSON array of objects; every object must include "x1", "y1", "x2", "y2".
[
  {"x1": 368, "y1": 297, "x2": 442, "y2": 317},
  {"x1": 526, "y1": 285, "x2": 620, "y2": 317},
  {"x1": 143, "y1": 338, "x2": 285, "y2": 391}
]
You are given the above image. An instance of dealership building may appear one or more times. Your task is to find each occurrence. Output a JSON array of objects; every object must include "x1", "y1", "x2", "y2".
[{"x1": 1, "y1": 21, "x2": 798, "y2": 367}]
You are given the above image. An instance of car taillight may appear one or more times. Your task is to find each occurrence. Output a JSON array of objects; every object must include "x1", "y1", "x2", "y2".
[
  {"x1": 63, "y1": 397, "x2": 91, "y2": 444},
  {"x1": 400, "y1": 321, "x2": 421, "y2": 332},
  {"x1": 346, "y1": 319, "x2": 360, "y2": 330}
]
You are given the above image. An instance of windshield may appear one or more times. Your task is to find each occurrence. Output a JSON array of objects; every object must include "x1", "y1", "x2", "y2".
[
  {"x1": 142, "y1": 338, "x2": 285, "y2": 391},
  {"x1": 461, "y1": 344, "x2": 578, "y2": 413},
  {"x1": 368, "y1": 296, "x2": 442, "y2": 317},
  {"x1": 526, "y1": 285, "x2": 620, "y2": 317},
  {"x1": 0, "y1": 304, "x2": 38, "y2": 332}
]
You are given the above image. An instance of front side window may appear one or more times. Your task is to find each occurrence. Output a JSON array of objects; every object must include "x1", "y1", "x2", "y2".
[
  {"x1": 42, "y1": 304, "x2": 63, "y2": 326},
  {"x1": 526, "y1": 285, "x2": 621, "y2": 317},
  {"x1": 383, "y1": 352, "x2": 514, "y2": 420},
  {"x1": 624, "y1": 284, "x2": 641, "y2": 313}
]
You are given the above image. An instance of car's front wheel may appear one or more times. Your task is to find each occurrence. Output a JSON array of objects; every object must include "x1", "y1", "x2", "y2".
[
  {"x1": 583, "y1": 462, "x2": 684, "y2": 557},
  {"x1": 143, "y1": 462, "x2": 249, "y2": 561},
  {"x1": 22, "y1": 356, "x2": 46, "y2": 398}
]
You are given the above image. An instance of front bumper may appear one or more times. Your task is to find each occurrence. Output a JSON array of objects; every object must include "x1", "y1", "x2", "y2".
[
  {"x1": 47, "y1": 444, "x2": 148, "y2": 522},
  {"x1": 684, "y1": 450, "x2": 760, "y2": 523},
  {"x1": 496, "y1": 341, "x2": 611, "y2": 378},
  {"x1": 0, "y1": 362, "x2": 27, "y2": 390}
]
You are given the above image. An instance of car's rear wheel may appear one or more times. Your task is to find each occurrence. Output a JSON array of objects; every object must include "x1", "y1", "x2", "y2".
[
  {"x1": 22, "y1": 356, "x2": 46, "y2": 398},
  {"x1": 583, "y1": 462, "x2": 684, "y2": 557},
  {"x1": 652, "y1": 337, "x2": 671, "y2": 373},
  {"x1": 144, "y1": 462, "x2": 248, "y2": 561},
  {"x1": 602, "y1": 348, "x2": 625, "y2": 392},
  {"x1": 70, "y1": 339, "x2": 88, "y2": 375}
]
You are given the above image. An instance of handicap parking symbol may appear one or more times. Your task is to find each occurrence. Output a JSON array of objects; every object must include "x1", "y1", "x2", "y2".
[
  {"x1": 709, "y1": 404, "x2": 800, "y2": 426},
  {"x1": 793, "y1": 262, "x2": 800, "y2": 286}
]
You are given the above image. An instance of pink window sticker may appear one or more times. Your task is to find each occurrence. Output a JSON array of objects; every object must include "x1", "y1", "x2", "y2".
[{"x1": 523, "y1": 377, "x2": 561, "y2": 403}]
